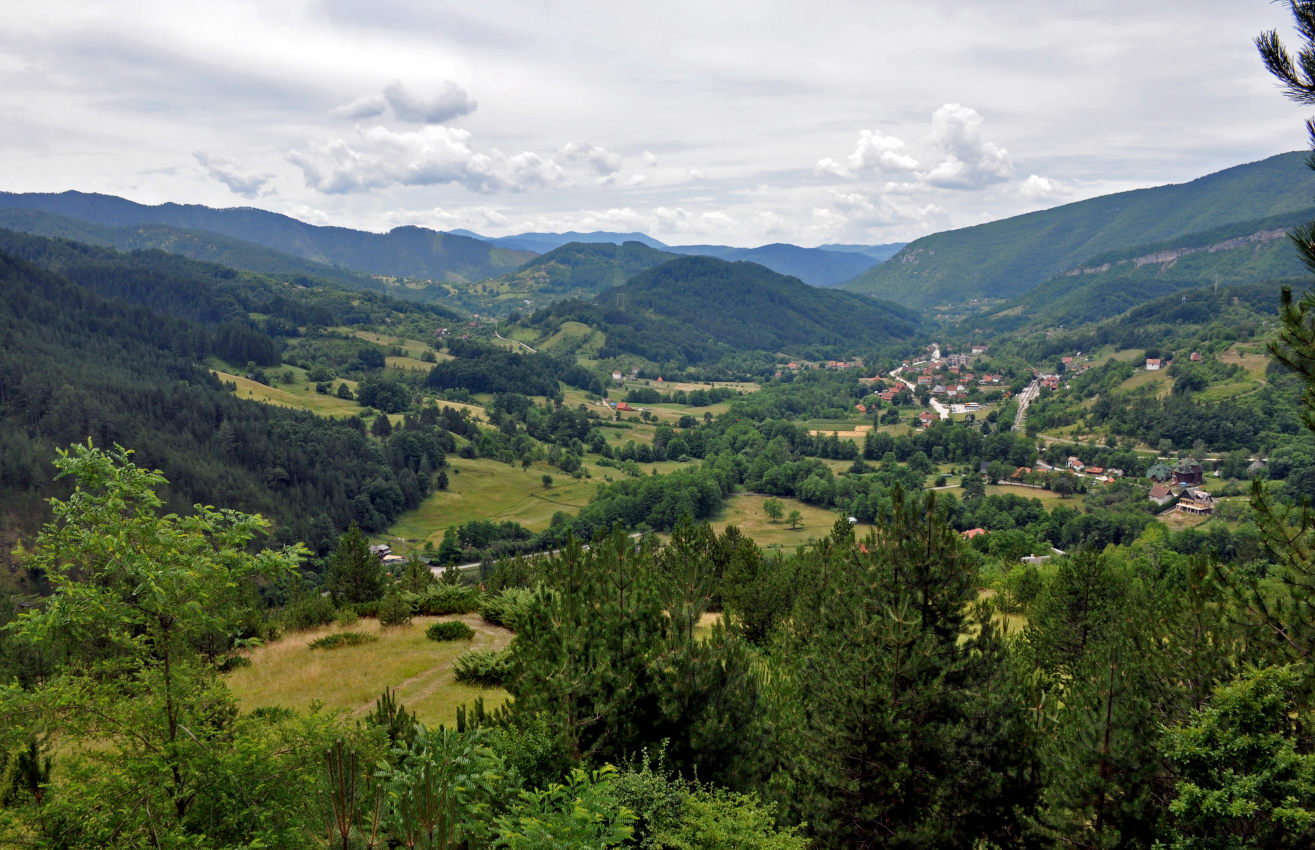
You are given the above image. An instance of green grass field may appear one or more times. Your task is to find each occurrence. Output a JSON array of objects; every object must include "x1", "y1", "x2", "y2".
[
  {"x1": 709, "y1": 493, "x2": 859, "y2": 550},
  {"x1": 983, "y1": 483, "x2": 1076, "y2": 510},
  {"x1": 389, "y1": 458, "x2": 602, "y2": 545},
  {"x1": 224, "y1": 614, "x2": 511, "y2": 727}
]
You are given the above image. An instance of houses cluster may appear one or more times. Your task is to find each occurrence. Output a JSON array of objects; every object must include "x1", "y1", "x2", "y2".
[{"x1": 1146, "y1": 457, "x2": 1215, "y2": 514}]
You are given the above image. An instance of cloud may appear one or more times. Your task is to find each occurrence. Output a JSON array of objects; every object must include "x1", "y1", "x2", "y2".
[
  {"x1": 817, "y1": 129, "x2": 918, "y2": 178},
  {"x1": 382, "y1": 79, "x2": 477, "y2": 124},
  {"x1": 1019, "y1": 173, "x2": 1060, "y2": 199},
  {"x1": 288, "y1": 124, "x2": 565, "y2": 194},
  {"x1": 193, "y1": 151, "x2": 274, "y2": 197},
  {"x1": 641, "y1": 150, "x2": 658, "y2": 167},
  {"x1": 924, "y1": 103, "x2": 1014, "y2": 189},
  {"x1": 561, "y1": 142, "x2": 623, "y2": 180},
  {"x1": 329, "y1": 94, "x2": 387, "y2": 120},
  {"x1": 330, "y1": 80, "x2": 477, "y2": 124}
]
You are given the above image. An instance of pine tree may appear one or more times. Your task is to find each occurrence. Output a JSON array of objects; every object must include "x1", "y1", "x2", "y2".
[
  {"x1": 325, "y1": 523, "x2": 383, "y2": 606},
  {"x1": 776, "y1": 494, "x2": 1035, "y2": 848}
]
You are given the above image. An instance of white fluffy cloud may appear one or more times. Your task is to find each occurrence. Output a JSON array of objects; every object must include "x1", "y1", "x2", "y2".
[
  {"x1": 1019, "y1": 173, "x2": 1060, "y2": 199},
  {"x1": 193, "y1": 151, "x2": 274, "y2": 197},
  {"x1": 817, "y1": 129, "x2": 918, "y2": 178},
  {"x1": 924, "y1": 103, "x2": 1015, "y2": 189},
  {"x1": 288, "y1": 125, "x2": 565, "y2": 194}
]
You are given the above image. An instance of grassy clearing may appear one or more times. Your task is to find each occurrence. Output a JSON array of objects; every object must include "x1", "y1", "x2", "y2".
[
  {"x1": 389, "y1": 458, "x2": 602, "y2": 544},
  {"x1": 983, "y1": 484, "x2": 1075, "y2": 510},
  {"x1": 1119, "y1": 369, "x2": 1171, "y2": 396},
  {"x1": 1221, "y1": 344, "x2": 1272, "y2": 382},
  {"x1": 212, "y1": 369, "x2": 363, "y2": 418},
  {"x1": 709, "y1": 493, "x2": 856, "y2": 550},
  {"x1": 225, "y1": 614, "x2": 512, "y2": 727}
]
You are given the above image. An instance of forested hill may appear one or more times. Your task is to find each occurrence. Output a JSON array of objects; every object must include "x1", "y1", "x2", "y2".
[
  {"x1": 0, "y1": 190, "x2": 533, "y2": 284},
  {"x1": 491, "y1": 240, "x2": 678, "y2": 301},
  {"x1": 0, "y1": 208, "x2": 391, "y2": 295},
  {"x1": 597, "y1": 255, "x2": 920, "y2": 351},
  {"x1": 844, "y1": 150, "x2": 1315, "y2": 308},
  {"x1": 663, "y1": 242, "x2": 880, "y2": 286},
  {"x1": 0, "y1": 238, "x2": 453, "y2": 556}
]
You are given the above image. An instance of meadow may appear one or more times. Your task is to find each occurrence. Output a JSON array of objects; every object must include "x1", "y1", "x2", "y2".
[{"x1": 225, "y1": 614, "x2": 511, "y2": 727}]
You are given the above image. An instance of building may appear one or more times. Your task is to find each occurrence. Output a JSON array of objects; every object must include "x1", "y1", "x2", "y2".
[
  {"x1": 1147, "y1": 462, "x2": 1173, "y2": 483},
  {"x1": 1146, "y1": 358, "x2": 1162, "y2": 371},
  {"x1": 1172, "y1": 458, "x2": 1205, "y2": 486},
  {"x1": 1148, "y1": 483, "x2": 1175, "y2": 507},
  {"x1": 1176, "y1": 488, "x2": 1214, "y2": 515}
]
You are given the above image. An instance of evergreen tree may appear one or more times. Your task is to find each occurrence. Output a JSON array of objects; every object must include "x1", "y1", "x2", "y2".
[
  {"x1": 775, "y1": 495, "x2": 1036, "y2": 848},
  {"x1": 325, "y1": 522, "x2": 382, "y2": 606}
]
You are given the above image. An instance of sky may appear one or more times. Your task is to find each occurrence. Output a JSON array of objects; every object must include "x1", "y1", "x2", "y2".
[{"x1": 0, "y1": 0, "x2": 1310, "y2": 247}]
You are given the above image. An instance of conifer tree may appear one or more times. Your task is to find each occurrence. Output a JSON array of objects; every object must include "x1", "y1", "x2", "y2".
[{"x1": 325, "y1": 522, "x2": 382, "y2": 606}]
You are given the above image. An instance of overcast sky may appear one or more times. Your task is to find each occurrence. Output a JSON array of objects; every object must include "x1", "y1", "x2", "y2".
[{"x1": 0, "y1": 1, "x2": 1309, "y2": 247}]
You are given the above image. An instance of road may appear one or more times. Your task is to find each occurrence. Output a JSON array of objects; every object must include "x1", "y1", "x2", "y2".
[
  {"x1": 1013, "y1": 379, "x2": 1041, "y2": 430},
  {"x1": 890, "y1": 362, "x2": 949, "y2": 420},
  {"x1": 492, "y1": 326, "x2": 536, "y2": 353}
]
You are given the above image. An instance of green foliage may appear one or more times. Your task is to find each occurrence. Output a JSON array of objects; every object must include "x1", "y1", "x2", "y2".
[
  {"x1": 481, "y1": 586, "x2": 536, "y2": 630},
  {"x1": 308, "y1": 631, "x2": 378, "y2": 650},
  {"x1": 411, "y1": 583, "x2": 483, "y2": 616},
  {"x1": 775, "y1": 498, "x2": 1033, "y2": 848},
  {"x1": 493, "y1": 765, "x2": 634, "y2": 849},
  {"x1": 380, "y1": 726, "x2": 506, "y2": 850},
  {"x1": 325, "y1": 523, "x2": 383, "y2": 606},
  {"x1": 366, "y1": 686, "x2": 418, "y2": 750},
  {"x1": 377, "y1": 591, "x2": 413, "y2": 627},
  {"x1": 1161, "y1": 664, "x2": 1315, "y2": 849},
  {"x1": 0, "y1": 442, "x2": 312, "y2": 847},
  {"x1": 653, "y1": 787, "x2": 807, "y2": 849},
  {"x1": 282, "y1": 592, "x2": 338, "y2": 631},
  {"x1": 426, "y1": 620, "x2": 475, "y2": 642},
  {"x1": 762, "y1": 497, "x2": 784, "y2": 522},
  {"x1": 455, "y1": 648, "x2": 512, "y2": 687}
]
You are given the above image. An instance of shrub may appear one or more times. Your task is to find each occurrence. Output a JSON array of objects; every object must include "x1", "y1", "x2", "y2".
[
  {"x1": 377, "y1": 592, "x2": 413, "y2": 627},
  {"x1": 334, "y1": 606, "x2": 361, "y2": 627},
  {"x1": 411, "y1": 583, "x2": 483, "y2": 616},
  {"x1": 282, "y1": 594, "x2": 336, "y2": 631},
  {"x1": 308, "y1": 631, "x2": 379, "y2": 650},
  {"x1": 454, "y1": 648, "x2": 510, "y2": 686},
  {"x1": 354, "y1": 600, "x2": 380, "y2": 618},
  {"x1": 481, "y1": 587, "x2": 536, "y2": 631},
  {"x1": 426, "y1": 620, "x2": 475, "y2": 642}
]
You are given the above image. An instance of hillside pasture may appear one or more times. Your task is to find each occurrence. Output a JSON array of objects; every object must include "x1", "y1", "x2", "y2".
[
  {"x1": 212, "y1": 368, "x2": 363, "y2": 418},
  {"x1": 709, "y1": 492, "x2": 860, "y2": 549},
  {"x1": 224, "y1": 614, "x2": 512, "y2": 727}
]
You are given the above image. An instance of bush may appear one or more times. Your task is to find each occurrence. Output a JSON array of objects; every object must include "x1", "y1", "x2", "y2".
[
  {"x1": 308, "y1": 631, "x2": 379, "y2": 650},
  {"x1": 354, "y1": 600, "x2": 380, "y2": 618},
  {"x1": 334, "y1": 606, "x2": 361, "y2": 627},
  {"x1": 377, "y1": 592, "x2": 413, "y2": 627},
  {"x1": 481, "y1": 587, "x2": 536, "y2": 631},
  {"x1": 454, "y1": 648, "x2": 511, "y2": 686},
  {"x1": 426, "y1": 620, "x2": 475, "y2": 642},
  {"x1": 282, "y1": 594, "x2": 336, "y2": 631},
  {"x1": 411, "y1": 583, "x2": 483, "y2": 616}
]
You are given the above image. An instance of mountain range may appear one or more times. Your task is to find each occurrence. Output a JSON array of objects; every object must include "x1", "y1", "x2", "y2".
[{"x1": 845, "y1": 150, "x2": 1315, "y2": 309}]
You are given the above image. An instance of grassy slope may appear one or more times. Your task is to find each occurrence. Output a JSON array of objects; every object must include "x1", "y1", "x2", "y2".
[{"x1": 225, "y1": 614, "x2": 511, "y2": 726}]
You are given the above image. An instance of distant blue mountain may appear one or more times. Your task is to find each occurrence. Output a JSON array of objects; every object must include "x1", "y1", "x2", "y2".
[{"x1": 448, "y1": 229, "x2": 901, "y2": 287}]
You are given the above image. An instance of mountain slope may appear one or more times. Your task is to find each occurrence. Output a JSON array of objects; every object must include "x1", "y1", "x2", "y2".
[
  {"x1": 595, "y1": 255, "x2": 920, "y2": 353},
  {"x1": 997, "y1": 207, "x2": 1313, "y2": 329},
  {"x1": 845, "y1": 151, "x2": 1315, "y2": 308},
  {"x1": 0, "y1": 191, "x2": 533, "y2": 285},
  {"x1": 0, "y1": 208, "x2": 392, "y2": 294}
]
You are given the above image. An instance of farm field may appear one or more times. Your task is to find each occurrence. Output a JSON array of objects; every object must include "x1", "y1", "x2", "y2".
[
  {"x1": 983, "y1": 484, "x2": 1076, "y2": 510},
  {"x1": 224, "y1": 614, "x2": 511, "y2": 727}
]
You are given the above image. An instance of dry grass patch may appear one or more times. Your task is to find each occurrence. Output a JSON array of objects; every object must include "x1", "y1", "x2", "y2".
[{"x1": 225, "y1": 614, "x2": 511, "y2": 727}]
